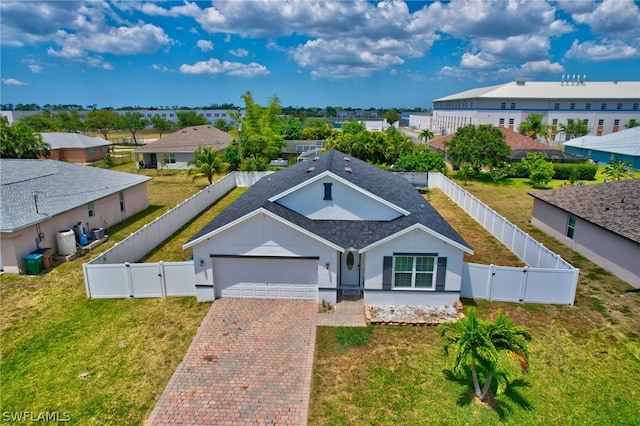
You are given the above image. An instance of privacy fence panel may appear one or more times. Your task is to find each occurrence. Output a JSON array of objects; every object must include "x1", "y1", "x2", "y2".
[
  {"x1": 461, "y1": 263, "x2": 578, "y2": 305},
  {"x1": 84, "y1": 172, "x2": 267, "y2": 298},
  {"x1": 164, "y1": 262, "x2": 197, "y2": 296},
  {"x1": 430, "y1": 173, "x2": 578, "y2": 305}
]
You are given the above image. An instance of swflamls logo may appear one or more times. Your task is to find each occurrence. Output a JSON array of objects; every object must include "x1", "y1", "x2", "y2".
[{"x1": 2, "y1": 411, "x2": 71, "y2": 422}]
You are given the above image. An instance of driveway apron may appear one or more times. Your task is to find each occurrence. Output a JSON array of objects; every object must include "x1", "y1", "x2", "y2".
[{"x1": 145, "y1": 299, "x2": 317, "y2": 425}]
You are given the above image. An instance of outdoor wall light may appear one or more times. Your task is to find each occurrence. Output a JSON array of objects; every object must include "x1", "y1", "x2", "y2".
[
  {"x1": 325, "y1": 262, "x2": 330, "y2": 269},
  {"x1": 199, "y1": 259, "x2": 205, "y2": 267}
]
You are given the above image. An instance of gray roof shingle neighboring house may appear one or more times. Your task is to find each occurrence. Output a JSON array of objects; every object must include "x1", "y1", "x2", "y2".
[
  {"x1": 186, "y1": 149, "x2": 472, "y2": 252},
  {"x1": 0, "y1": 159, "x2": 151, "y2": 232},
  {"x1": 41, "y1": 132, "x2": 110, "y2": 149},
  {"x1": 529, "y1": 179, "x2": 640, "y2": 243},
  {"x1": 135, "y1": 125, "x2": 233, "y2": 153}
]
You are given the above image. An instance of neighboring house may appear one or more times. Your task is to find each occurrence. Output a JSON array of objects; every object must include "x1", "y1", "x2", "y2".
[
  {"x1": 183, "y1": 150, "x2": 473, "y2": 305},
  {"x1": 529, "y1": 180, "x2": 640, "y2": 288},
  {"x1": 281, "y1": 140, "x2": 325, "y2": 160},
  {"x1": 563, "y1": 127, "x2": 640, "y2": 169},
  {"x1": 0, "y1": 159, "x2": 151, "y2": 274},
  {"x1": 427, "y1": 127, "x2": 575, "y2": 162},
  {"x1": 134, "y1": 125, "x2": 233, "y2": 169},
  {"x1": 432, "y1": 80, "x2": 640, "y2": 140},
  {"x1": 42, "y1": 132, "x2": 110, "y2": 164}
]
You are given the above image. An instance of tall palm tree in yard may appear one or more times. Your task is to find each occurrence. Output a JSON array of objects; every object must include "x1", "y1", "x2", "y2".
[
  {"x1": 187, "y1": 146, "x2": 229, "y2": 184},
  {"x1": 440, "y1": 309, "x2": 531, "y2": 402},
  {"x1": 418, "y1": 129, "x2": 434, "y2": 145}
]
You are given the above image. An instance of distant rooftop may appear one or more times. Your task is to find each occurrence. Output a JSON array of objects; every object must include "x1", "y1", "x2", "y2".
[{"x1": 434, "y1": 80, "x2": 640, "y2": 102}]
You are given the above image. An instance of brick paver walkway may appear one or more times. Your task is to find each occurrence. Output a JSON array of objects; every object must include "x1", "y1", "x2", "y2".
[{"x1": 145, "y1": 299, "x2": 317, "y2": 425}]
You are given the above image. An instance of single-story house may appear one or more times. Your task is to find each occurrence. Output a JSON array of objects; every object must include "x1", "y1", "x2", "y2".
[
  {"x1": 134, "y1": 125, "x2": 233, "y2": 169},
  {"x1": 529, "y1": 179, "x2": 640, "y2": 288},
  {"x1": 563, "y1": 127, "x2": 640, "y2": 169},
  {"x1": 42, "y1": 132, "x2": 111, "y2": 164},
  {"x1": 183, "y1": 149, "x2": 473, "y2": 305},
  {"x1": 428, "y1": 127, "x2": 557, "y2": 161},
  {"x1": 0, "y1": 159, "x2": 151, "y2": 274}
]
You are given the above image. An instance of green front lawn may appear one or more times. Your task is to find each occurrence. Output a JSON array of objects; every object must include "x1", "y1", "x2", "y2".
[
  {"x1": 2, "y1": 164, "x2": 638, "y2": 424},
  {"x1": 309, "y1": 174, "x2": 640, "y2": 425},
  {"x1": 0, "y1": 166, "x2": 234, "y2": 424}
]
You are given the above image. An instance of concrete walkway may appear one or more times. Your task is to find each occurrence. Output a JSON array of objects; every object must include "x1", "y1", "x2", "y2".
[
  {"x1": 145, "y1": 299, "x2": 317, "y2": 426},
  {"x1": 316, "y1": 294, "x2": 367, "y2": 327}
]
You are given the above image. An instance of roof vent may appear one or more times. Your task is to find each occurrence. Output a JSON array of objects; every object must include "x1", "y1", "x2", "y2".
[
  {"x1": 306, "y1": 166, "x2": 315, "y2": 173},
  {"x1": 313, "y1": 156, "x2": 320, "y2": 161},
  {"x1": 344, "y1": 167, "x2": 352, "y2": 173},
  {"x1": 516, "y1": 80, "x2": 525, "y2": 86},
  {"x1": 344, "y1": 157, "x2": 351, "y2": 162}
]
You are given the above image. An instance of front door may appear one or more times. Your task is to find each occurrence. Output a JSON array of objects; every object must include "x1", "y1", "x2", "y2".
[{"x1": 340, "y1": 251, "x2": 360, "y2": 287}]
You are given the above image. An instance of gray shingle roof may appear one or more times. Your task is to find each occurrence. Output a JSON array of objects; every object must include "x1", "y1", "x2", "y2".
[
  {"x1": 41, "y1": 133, "x2": 110, "y2": 149},
  {"x1": 186, "y1": 150, "x2": 472, "y2": 252},
  {"x1": 1, "y1": 159, "x2": 151, "y2": 232},
  {"x1": 135, "y1": 125, "x2": 232, "y2": 153},
  {"x1": 529, "y1": 179, "x2": 640, "y2": 243}
]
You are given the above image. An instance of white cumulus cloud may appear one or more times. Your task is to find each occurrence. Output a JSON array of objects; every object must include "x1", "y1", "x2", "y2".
[
  {"x1": 179, "y1": 58, "x2": 269, "y2": 77},
  {"x1": 565, "y1": 39, "x2": 639, "y2": 61},
  {"x1": 197, "y1": 39, "x2": 214, "y2": 52}
]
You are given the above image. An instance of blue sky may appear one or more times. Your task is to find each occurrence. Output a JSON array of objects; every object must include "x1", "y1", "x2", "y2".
[{"x1": 1, "y1": 0, "x2": 639, "y2": 109}]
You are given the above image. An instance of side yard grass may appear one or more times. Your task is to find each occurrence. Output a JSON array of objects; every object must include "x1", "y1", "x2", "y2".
[
  {"x1": 0, "y1": 167, "x2": 240, "y2": 424},
  {"x1": 309, "y1": 175, "x2": 640, "y2": 425}
]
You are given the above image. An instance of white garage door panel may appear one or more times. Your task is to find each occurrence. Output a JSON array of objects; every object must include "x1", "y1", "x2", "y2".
[{"x1": 213, "y1": 258, "x2": 318, "y2": 300}]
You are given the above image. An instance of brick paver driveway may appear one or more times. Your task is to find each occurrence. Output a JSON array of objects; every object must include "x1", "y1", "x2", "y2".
[{"x1": 145, "y1": 299, "x2": 317, "y2": 425}]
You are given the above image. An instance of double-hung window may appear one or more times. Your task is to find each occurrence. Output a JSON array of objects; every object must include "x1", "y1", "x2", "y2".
[{"x1": 393, "y1": 256, "x2": 436, "y2": 290}]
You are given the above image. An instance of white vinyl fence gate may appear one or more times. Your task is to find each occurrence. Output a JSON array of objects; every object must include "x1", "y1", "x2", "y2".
[{"x1": 83, "y1": 171, "x2": 578, "y2": 305}]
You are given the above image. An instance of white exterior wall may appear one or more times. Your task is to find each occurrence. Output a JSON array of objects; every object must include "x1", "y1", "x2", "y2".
[
  {"x1": 276, "y1": 177, "x2": 402, "y2": 220},
  {"x1": 433, "y1": 97, "x2": 639, "y2": 138},
  {"x1": 1, "y1": 183, "x2": 149, "y2": 273},
  {"x1": 165, "y1": 152, "x2": 195, "y2": 170},
  {"x1": 361, "y1": 228, "x2": 465, "y2": 306},
  {"x1": 191, "y1": 213, "x2": 338, "y2": 301},
  {"x1": 408, "y1": 114, "x2": 432, "y2": 131}
]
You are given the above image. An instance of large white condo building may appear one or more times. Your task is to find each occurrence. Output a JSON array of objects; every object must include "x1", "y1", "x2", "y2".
[{"x1": 432, "y1": 79, "x2": 640, "y2": 141}]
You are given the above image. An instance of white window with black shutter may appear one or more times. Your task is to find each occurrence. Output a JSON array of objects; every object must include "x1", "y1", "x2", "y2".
[{"x1": 383, "y1": 254, "x2": 447, "y2": 291}]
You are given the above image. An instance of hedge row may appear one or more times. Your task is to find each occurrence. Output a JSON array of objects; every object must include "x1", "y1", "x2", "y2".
[{"x1": 506, "y1": 162, "x2": 597, "y2": 180}]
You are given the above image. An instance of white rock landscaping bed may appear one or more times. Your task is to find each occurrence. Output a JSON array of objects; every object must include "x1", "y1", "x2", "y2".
[{"x1": 365, "y1": 303, "x2": 464, "y2": 325}]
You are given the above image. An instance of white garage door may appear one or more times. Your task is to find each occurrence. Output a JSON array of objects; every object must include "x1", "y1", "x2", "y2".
[{"x1": 212, "y1": 257, "x2": 318, "y2": 300}]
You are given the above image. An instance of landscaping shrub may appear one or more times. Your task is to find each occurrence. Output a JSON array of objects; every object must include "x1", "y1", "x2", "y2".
[
  {"x1": 553, "y1": 163, "x2": 597, "y2": 181},
  {"x1": 507, "y1": 162, "x2": 530, "y2": 178}
]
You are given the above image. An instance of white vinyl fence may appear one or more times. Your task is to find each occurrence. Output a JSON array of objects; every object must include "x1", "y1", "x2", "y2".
[
  {"x1": 83, "y1": 172, "x2": 270, "y2": 298},
  {"x1": 429, "y1": 173, "x2": 579, "y2": 305},
  {"x1": 83, "y1": 169, "x2": 578, "y2": 305}
]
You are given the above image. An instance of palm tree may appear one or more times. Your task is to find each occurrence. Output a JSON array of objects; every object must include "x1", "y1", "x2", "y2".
[
  {"x1": 559, "y1": 118, "x2": 589, "y2": 140},
  {"x1": 440, "y1": 309, "x2": 531, "y2": 402},
  {"x1": 518, "y1": 113, "x2": 550, "y2": 142},
  {"x1": 418, "y1": 129, "x2": 434, "y2": 145},
  {"x1": 186, "y1": 147, "x2": 229, "y2": 184},
  {"x1": 603, "y1": 158, "x2": 633, "y2": 181}
]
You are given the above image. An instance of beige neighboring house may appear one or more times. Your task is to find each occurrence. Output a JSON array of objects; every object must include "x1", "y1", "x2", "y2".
[
  {"x1": 42, "y1": 132, "x2": 111, "y2": 164},
  {"x1": 0, "y1": 159, "x2": 151, "y2": 274},
  {"x1": 134, "y1": 125, "x2": 233, "y2": 169}
]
